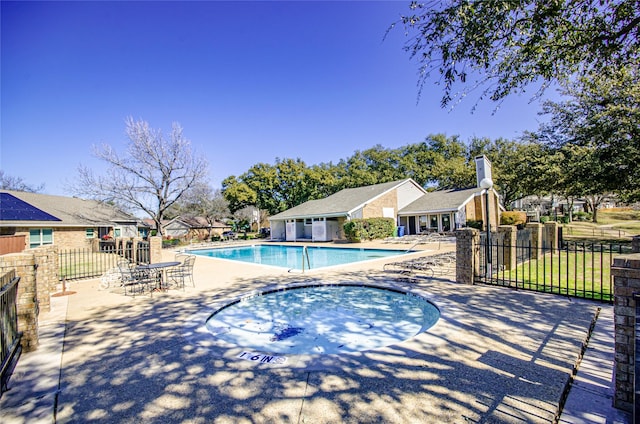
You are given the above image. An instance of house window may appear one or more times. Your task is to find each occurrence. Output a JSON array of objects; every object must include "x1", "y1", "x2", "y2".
[
  {"x1": 86, "y1": 228, "x2": 95, "y2": 238},
  {"x1": 114, "y1": 228, "x2": 122, "y2": 237},
  {"x1": 418, "y1": 215, "x2": 428, "y2": 233},
  {"x1": 441, "y1": 214, "x2": 451, "y2": 232},
  {"x1": 138, "y1": 228, "x2": 148, "y2": 238},
  {"x1": 304, "y1": 218, "x2": 312, "y2": 226},
  {"x1": 29, "y1": 228, "x2": 53, "y2": 248},
  {"x1": 429, "y1": 215, "x2": 438, "y2": 230}
]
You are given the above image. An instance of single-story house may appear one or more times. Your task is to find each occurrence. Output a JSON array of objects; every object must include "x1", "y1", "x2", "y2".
[
  {"x1": 268, "y1": 179, "x2": 426, "y2": 242},
  {"x1": 0, "y1": 190, "x2": 149, "y2": 252},
  {"x1": 268, "y1": 178, "x2": 501, "y2": 242},
  {"x1": 398, "y1": 186, "x2": 501, "y2": 234},
  {"x1": 161, "y1": 216, "x2": 232, "y2": 240}
]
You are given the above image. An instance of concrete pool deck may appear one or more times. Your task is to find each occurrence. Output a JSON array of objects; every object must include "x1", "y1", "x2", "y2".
[{"x1": 0, "y1": 241, "x2": 632, "y2": 423}]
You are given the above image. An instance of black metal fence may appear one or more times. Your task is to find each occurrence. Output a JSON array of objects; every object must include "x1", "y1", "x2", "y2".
[
  {"x1": 59, "y1": 241, "x2": 150, "y2": 281},
  {"x1": 475, "y1": 234, "x2": 630, "y2": 302},
  {"x1": 0, "y1": 270, "x2": 21, "y2": 397}
]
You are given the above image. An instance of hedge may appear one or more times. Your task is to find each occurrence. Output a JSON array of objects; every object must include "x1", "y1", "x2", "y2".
[
  {"x1": 500, "y1": 211, "x2": 527, "y2": 226},
  {"x1": 343, "y1": 217, "x2": 395, "y2": 242}
]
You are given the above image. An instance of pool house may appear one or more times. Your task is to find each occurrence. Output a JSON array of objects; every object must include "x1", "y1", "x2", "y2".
[{"x1": 268, "y1": 178, "x2": 501, "y2": 242}]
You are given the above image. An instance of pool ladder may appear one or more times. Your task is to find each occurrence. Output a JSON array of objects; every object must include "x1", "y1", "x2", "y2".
[{"x1": 302, "y1": 246, "x2": 311, "y2": 272}]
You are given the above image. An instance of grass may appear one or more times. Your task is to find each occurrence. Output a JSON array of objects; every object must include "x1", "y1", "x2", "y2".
[
  {"x1": 493, "y1": 208, "x2": 638, "y2": 302},
  {"x1": 58, "y1": 251, "x2": 121, "y2": 280},
  {"x1": 494, "y1": 245, "x2": 629, "y2": 302},
  {"x1": 562, "y1": 207, "x2": 640, "y2": 242}
]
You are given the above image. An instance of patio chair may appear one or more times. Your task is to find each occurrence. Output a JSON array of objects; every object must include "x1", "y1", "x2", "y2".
[
  {"x1": 167, "y1": 254, "x2": 196, "y2": 290},
  {"x1": 118, "y1": 260, "x2": 153, "y2": 297}
]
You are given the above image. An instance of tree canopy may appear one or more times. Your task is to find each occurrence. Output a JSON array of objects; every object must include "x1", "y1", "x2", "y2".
[
  {"x1": 74, "y1": 117, "x2": 209, "y2": 235},
  {"x1": 221, "y1": 134, "x2": 551, "y2": 215},
  {"x1": 395, "y1": 0, "x2": 639, "y2": 107}
]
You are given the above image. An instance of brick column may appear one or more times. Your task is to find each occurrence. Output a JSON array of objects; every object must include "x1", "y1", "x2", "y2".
[
  {"x1": 456, "y1": 228, "x2": 479, "y2": 285},
  {"x1": 0, "y1": 253, "x2": 39, "y2": 352},
  {"x1": 526, "y1": 223, "x2": 543, "y2": 258},
  {"x1": 149, "y1": 236, "x2": 162, "y2": 264},
  {"x1": 31, "y1": 245, "x2": 58, "y2": 313},
  {"x1": 497, "y1": 225, "x2": 517, "y2": 271},
  {"x1": 544, "y1": 221, "x2": 560, "y2": 249},
  {"x1": 612, "y1": 254, "x2": 640, "y2": 412}
]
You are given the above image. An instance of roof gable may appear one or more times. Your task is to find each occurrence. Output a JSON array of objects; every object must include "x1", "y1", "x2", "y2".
[
  {"x1": 270, "y1": 179, "x2": 423, "y2": 220},
  {"x1": 399, "y1": 187, "x2": 481, "y2": 214}
]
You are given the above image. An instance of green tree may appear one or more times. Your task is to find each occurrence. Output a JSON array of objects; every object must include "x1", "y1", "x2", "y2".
[
  {"x1": 396, "y1": 0, "x2": 639, "y2": 107},
  {"x1": 221, "y1": 176, "x2": 257, "y2": 214},
  {"x1": 424, "y1": 134, "x2": 475, "y2": 189}
]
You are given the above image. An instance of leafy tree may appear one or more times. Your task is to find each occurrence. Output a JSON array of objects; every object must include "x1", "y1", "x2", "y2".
[
  {"x1": 221, "y1": 175, "x2": 257, "y2": 213},
  {"x1": 423, "y1": 134, "x2": 475, "y2": 189},
  {"x1": 395, "y1": 0, "x2": 639, "y2": 107},
  {"x1": 540, "y1": 67, "x2": 640, "y2": 200},
  {"x1": 74, "y1": 117, "x2": 208, "y2": 236},
  {"x1": 0, "y1": 171, "x2": 44, "y2": 192}
]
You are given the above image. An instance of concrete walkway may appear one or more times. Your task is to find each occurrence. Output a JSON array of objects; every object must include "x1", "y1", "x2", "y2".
[{"x1": 0, "y1": 243, "x2": 633, "y2": 423}]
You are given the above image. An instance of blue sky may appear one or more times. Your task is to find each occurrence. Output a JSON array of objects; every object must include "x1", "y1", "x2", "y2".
[{"x1": 2, "y1": 1, "x2": 550, "y2": 196}]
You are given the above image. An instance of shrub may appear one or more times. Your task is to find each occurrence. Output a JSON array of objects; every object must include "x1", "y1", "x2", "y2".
[
  {"x1": 344, "y1": 217, "x2": 395, "y2": 242},
  {"x1": 574, "y1": 211, "x2": 593, "y2": 221},
  {"x1": 500, "y1": 211, "x2": 527, "y2": 226},
  {"x1": 540, "y1": 216, "x2": 550, "y2": 223},
  {"x1": 465, "y1": 220, "x2": 483, "y2": 230}
]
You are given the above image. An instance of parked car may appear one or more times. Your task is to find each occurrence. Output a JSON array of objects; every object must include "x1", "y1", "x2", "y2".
[{"x1": 222, "y1": 231, "x2": 237, "y2": 240}]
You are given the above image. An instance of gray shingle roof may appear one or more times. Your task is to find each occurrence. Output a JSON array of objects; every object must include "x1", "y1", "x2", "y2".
[
  {"x1": 270, "y1": 179, "x2": 415, "y2": 220},
  {"x1": 399, "y1": 187, "x2": 480, "y2": 214},
  {"x1": 0, "y1": 190, "x2": 140, "y2": 228}
]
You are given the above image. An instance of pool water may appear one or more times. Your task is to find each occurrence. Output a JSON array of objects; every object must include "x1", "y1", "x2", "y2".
[
  {"x1": 205, "y1": 285, "x2": 440, "y2": 355},
  {"x1": 188, "y1": 244, "x2": 412, "y2": 271}
]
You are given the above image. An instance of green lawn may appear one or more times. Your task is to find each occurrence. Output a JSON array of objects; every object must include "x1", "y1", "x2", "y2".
[{"x1": 494, "y1": 248, "x2": 624, "y2": 301}]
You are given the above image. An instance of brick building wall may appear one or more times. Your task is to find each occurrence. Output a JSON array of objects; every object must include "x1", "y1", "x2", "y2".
[{"x1": 362, "y1": 191, "x2": 397, "y2": 219}]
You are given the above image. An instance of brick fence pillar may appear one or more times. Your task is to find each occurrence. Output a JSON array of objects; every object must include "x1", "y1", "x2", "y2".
[
  {"x1": 612, "y1": 253, "x2": 640, "y2": 412},
  {"x1": 31, "y1": 245, "x2": 58, "y2": 313},
  {"x1": 456, "y1": 228, "x2": 479, "y2": 285},
  {"x1": 149, "y1": 236, "x2": 162, "y2": 264},
  {"x1": 526, "y1": 222, "x2": 544, "y2": 258},
  {"x1": 0, "y1": 252, "x2": 39, "y2": 352},
  {"x1": 497, "y1": 225, "x2": 517, "y2": 271},
  {"x1": 544, "y1": 221, "x2": 559, "y2": 249}
]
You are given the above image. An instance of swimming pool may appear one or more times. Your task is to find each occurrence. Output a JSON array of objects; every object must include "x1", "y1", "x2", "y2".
[{"x1": 188, "y1": 244, "x2": 412, "y2": 271}]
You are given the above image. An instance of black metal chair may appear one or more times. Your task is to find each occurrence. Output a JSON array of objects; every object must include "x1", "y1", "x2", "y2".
[
  {"x1": 168, "y1": 254, "x2": 196, "y2": 290},
  {"x1": 118, "y1": 260, "x2": 153, "y2": 297}
]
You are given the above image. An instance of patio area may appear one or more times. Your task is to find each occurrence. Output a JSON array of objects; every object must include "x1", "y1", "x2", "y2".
[{"x1": 0, "y1": 242, "x2": 631, "y2": 423}]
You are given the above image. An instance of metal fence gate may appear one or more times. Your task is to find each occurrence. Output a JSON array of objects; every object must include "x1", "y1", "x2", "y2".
[
  {"x1": 0, "y1": 270, "x2": 21, "y2": 397},
  {"x1": 475, "y1": 234, "x2": 630, "y2": 302}
]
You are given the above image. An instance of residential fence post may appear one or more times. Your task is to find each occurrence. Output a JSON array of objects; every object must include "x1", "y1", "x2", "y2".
[
  {"x1": 497, "y1": 225, "x2": 517, "y2": 271},
  {"x1": 544, "y1": 221, "x2": 560, "y2": 250},
  {"x1": 149, "y1": 236, "x2": 162, "y2": 264},
  {"x1": 612, "y1": 253, "x2": 640, "y2": 412},
  {"x1": 456, "y1": 228, "x2": 479, "y2": 285},
  {"x1": 526, "y1": 223, "x2": 544, "y2": 258}
]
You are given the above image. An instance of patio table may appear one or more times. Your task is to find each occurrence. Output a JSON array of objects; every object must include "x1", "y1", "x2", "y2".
[{"x1": 136, "y1": 261, "x2": 180, "y2": 291}]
